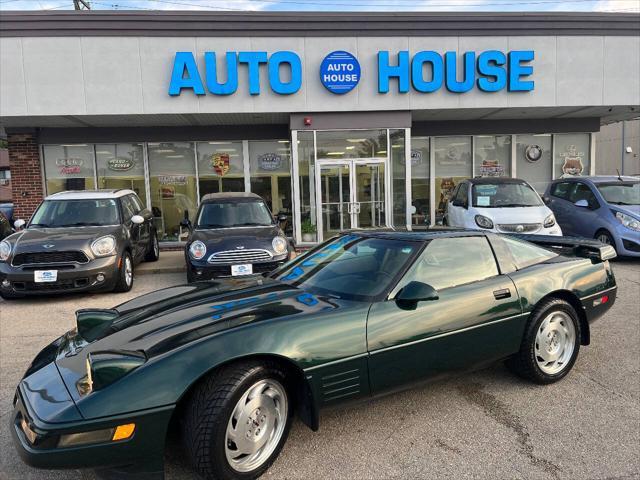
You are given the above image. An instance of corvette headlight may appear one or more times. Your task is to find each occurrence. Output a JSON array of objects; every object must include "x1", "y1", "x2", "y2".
[
  {"x1": 0, "y1": 240, "x2": 11, "y2": 262},
  {"x1": 189, "y1": 240, "x2": 207, "y2": 260},
  {"x1": 91, "y1": 235, "x2": 116, "y2": 257},
  {"x1": 614, "y1": 211, "x2": 640, "y2": 232},
  {"x1": 86, "y1": 350, "x2": 146, "y2": 391},
  {"x1": 544, "y1": 213, "x2": 556, "y2": 228},
  {"x1": 272, "y1": 236, "x2": 288, "y2": 255},
  {"x1": 474, "y1": 215, "x2": 494, "y2": 229}
]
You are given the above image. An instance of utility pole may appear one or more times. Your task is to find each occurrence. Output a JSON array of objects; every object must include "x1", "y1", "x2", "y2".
[{"x1": 73, "y1": 0, "x2": 91, "y2": 9}]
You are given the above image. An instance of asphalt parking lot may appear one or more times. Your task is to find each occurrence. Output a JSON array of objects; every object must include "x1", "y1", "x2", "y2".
[{"x1": 1, "y1": 260, "x2": 639, "y2": 480}]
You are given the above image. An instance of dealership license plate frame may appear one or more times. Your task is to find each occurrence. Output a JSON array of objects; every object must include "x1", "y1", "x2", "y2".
[
  {"x1": 231, "y1": 264, "x2": 253, "y2": 276},
  {"x1": 34, "y1": 270, "x2": 58, "y2": 283}
]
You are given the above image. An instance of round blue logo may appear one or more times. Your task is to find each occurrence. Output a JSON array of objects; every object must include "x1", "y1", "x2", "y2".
[{"x1": 319, "y1": 51, "x2": 361, "y2": 95}]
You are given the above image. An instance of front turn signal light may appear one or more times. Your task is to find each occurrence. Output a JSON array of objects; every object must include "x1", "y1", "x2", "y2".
[{"x1": 112, "y1": 423, "x2": 136, "y2": 441}]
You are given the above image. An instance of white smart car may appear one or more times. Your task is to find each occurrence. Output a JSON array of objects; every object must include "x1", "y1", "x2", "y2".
[{"x1": 445, "y1": 177, "x2": 562, "y2": 236}]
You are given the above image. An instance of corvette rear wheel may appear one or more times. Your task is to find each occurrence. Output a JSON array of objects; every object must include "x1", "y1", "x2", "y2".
[
  {"x1": 183, "y1": 361, "x2": 292, "y2": 480},
  {"x1": 506, "y1": 298, "x2": 581, "y2": 384}
]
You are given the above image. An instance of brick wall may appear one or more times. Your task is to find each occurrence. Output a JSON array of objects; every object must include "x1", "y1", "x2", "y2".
[{"x1": 7, "y1": 133, "x2": 44, "y2": 220}]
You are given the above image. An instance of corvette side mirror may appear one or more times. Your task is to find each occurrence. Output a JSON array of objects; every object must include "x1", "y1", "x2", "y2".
[{"x1": 396, "y1": 281, "x2": 439, "y2": 310}]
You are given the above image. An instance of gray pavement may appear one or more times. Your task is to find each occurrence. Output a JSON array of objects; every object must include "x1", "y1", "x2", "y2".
[{"x1": 1, "y1": 260, "x2": 639, "y2": 480}]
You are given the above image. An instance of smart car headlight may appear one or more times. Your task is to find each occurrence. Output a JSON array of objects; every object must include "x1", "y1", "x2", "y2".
[
  {"x1": 474, "y1": 215, "x2": 494, "y2": 229},
  {"x1": 613, "y1": 211, "x2": 640, "y2": 232},
  {"x1": 91, "y1": 235, "x2": 116, "y2": 257},
  {"x1": 85, "y1": 350, "x2": 146, "y2": 392},
  {"x1": 0, "y1": 240, "x2": 11, "y2": 262},
  {"x1": 544, "y1": 213, "x2": 556, "y2": 228},
  {"x1": 189, "y1": 240, "x2": 207, "y2": 260},
  {"x1": 272, "y1": 236, "x2": 288, "y2": 255}
]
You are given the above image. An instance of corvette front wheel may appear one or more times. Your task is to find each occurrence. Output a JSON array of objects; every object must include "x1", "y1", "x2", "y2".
[{"x1": 182, "y1": 361, "x2": 292, "y2": 480}]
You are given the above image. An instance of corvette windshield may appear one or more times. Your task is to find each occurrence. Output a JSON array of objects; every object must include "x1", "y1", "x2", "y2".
[
  {"x1": 29, "y1": 199, "x2": 120, "y2": 227},
  {"x1": 596, "y1": 182, "x2": 640, "y2": 205},
  {"x1": 472, "y1": 182, "x2": 542, "y2": 208},
  {"x1": 196, "y1": 201, "x2": 273, "y2": 228},
  {"x1": 273, "y1": 235, "x2": 419, "y2": 301}
]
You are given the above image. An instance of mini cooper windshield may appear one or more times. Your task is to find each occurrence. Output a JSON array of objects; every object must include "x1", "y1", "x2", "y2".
[
  {"x1": 196, "y1": 200, "x2": 274, "y2": 228},
  {"x1": 29, "y1": 199, "x2": 121, "y2": 227},
  {"x1": 273, "y1": 234, "x2": 419, "y2": 301},
  {"x1": 472, "y1": 182, "x2": 542, "y2": 208},
  {"x1": 596, "y1": 181, "x2": 640, "y2": 205}
]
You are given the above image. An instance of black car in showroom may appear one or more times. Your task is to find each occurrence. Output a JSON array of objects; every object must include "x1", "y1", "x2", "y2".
[
  {"x1": 183, "y1": 192, "x2": 292, "y2": 282},
  {"x1": 0, "y1": 190, "x2": 159, "y2": 299}
]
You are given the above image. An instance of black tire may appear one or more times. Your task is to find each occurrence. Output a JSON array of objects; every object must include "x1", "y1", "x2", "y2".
[
  {"x1": 186, "y1": 267, "x2": 196, "y2": 283},
  {"x1": 112, "y1": 251, "x2": 134, "y2": 293},
  {"x1": 595, "y1": 229, "x2": 616, "y2": 252},
  {"x1": 144, "y1": 231, "x2": 160, "y2": 262},
  {"x1": 182, "y1": 361, "x2": 292, "y2": 480},
  {"x1": 0, "y1": 289, "x2": 21, "y2": 300},
  {"x1": 506, "y1": 298, "x2": 581, "y2": 385}
]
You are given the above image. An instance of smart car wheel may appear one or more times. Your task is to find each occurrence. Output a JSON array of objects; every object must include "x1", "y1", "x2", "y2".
[
  {"x1": 144, "y1": 231, "x2": 160, "y2": 262},
  {"x1": 113, "y1": 251, "x2": 134, "y2": 293},
  {"x1": 506, "y1": 298, "x2": 580, "y2": 384},
  {"x1": 183, "y1": 361, "x2": 292, "y2": 480}
]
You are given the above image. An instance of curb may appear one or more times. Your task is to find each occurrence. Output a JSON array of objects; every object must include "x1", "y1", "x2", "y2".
[{"x1": 137, "y1": 265, "x2": 186, "y2": 275}]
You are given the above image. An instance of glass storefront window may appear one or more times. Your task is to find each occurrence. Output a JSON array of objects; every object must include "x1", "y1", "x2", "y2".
[
  {"x1": 411, "y1": 137, "x2": 430, "y2": 226},
  {"x1": 516, "y1": 134, "x2": 552, "y2": 193},
  {"x1": 390, "y1": 130, "x2": 406, "y2": 227},
  {"x1": 434, "y1": 136, "x2": 472, "y2": 224},
  {"x1": 148, "y1": 142, "x2": 197, "y2": 242},
  {"x1": 474, "y1": 135, "x2": 511, "y2": 177},
  {"x1": 297, "y1": 132, "x2": 316, "y2": 242},
  {"x1": 316, "y1": 129, "x2": 387, "y2": 160},
  {"x1": 554, "y1": 133, "x2": 591, "y2": 180},
  {"x1": 43, "y1": 144, "x2": 95, "y2": 194},
  {"x1": 95, "y1": 143, "x2": 146, "y2": 205},
  {"x1": 196, "y1": 141, "x2": 245, "y2": 198},
  {"x1": 249, "y1": 140, "x2": 292, "y2": 235}
]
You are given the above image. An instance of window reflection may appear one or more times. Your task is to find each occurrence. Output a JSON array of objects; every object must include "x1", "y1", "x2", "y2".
[
  {"x1": 316, "y1": 129, "x2": 387, "y2": 160},
  {"x1": 197, "y1": 141, "x2": 244, "y2": 198},
  {"x1": 43, "y1": 144, "x2": 95, "y2": 194},
  {"x1": 434, "y1": 136, "x2": 472, "y2": 224},
  {"x1": 411, "y1": 137, "x2": 430, "y2": 227},
  {"x1": 474, "y1": 135, "x2": 511, "y2": 178},
  {"x1": 96, "y1": 144, "x2": 146, "y2": 205}
]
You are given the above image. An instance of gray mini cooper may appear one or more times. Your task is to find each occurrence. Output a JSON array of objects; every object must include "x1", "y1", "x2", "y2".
[{"x1": 0, "y1": 190, "x2": 159, "y2": 299}]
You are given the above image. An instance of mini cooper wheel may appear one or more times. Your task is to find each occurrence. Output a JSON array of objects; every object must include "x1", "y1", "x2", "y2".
[
  {"x1": 113, "y1": 251, "x2": 134, "y2": 293},
  {"x1": 145, "y1": 231, "x2": 160, "y2": 262},
  {"x1": 507, "y1": 298, "x2": 581, "y2": 384},
  {"x1": 183, "y1": 362, "x2": 292, "y2": 480}
]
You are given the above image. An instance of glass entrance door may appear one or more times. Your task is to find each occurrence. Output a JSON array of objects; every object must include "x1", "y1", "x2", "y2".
[{"x1": 317, "y1": 160, "x2": 388, "y2": 241}]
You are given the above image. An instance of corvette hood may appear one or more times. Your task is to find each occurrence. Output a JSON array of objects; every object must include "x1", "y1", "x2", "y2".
[
  {"x1": 473, "y1": 205, "x2": 552, "y2": 224},
  {"x1": 53, "y1": 277, "x2": 341, "y2": 399}
]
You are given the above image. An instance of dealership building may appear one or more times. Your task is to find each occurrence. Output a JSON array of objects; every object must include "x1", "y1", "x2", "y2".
[{"x1": 1, "y1": 11, "x2": 639, "y2": 246}]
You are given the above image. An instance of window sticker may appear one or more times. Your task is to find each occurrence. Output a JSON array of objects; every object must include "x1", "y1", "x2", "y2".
[{"x1": 477, "y1": 196, "x2": 491, "y2": 206}]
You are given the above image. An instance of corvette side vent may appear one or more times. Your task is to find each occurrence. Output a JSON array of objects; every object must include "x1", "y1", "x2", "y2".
[{"x1": 321, "y1": 368, "x2": 362, "y2": 403}]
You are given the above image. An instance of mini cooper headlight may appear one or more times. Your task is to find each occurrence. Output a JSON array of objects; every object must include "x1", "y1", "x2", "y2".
[
  {"x1": 272, "y1": 236, "x2": 288, "y2": 255},
  {"x1": 614, "y1": 211, "x2": 640, "y2": 232},
  {"x1": 189, "y1": 240, "x2": 207, "y2": 260},
  {"x1": 91, "y1": 235, "x2": 116, "y2": 257},
  {"x1": 544, "y1": 213, "x2": 556, "y2": 228},
  {"x1": 474, "y1": 215, "x2": 494, "y2": 229},
  {"x1": 0, "y1": 240, "x2": 11, "y2": 262}
]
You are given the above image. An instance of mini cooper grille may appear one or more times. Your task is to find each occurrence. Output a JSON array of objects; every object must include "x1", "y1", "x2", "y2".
[
  {"x1": 208, "y1": 249, "x2": 273, "y2": 264},
  {"x1": 497, "y1": 223, "x2": 542, "y2": 234},
  {"x1": 12, "y1": 251, "x2": 89, "y2": 266}
]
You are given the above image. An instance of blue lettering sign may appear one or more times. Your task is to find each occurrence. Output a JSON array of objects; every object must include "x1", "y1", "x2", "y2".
[
  {"x1": 445, "y1": 51, "x2": 475, "y2": 93},
  {"x1": 378, "y1": 51, "x2": 410, "y2": 94},
  {"x1": 319, "y1": 51, "x2": 361, "y2": 95},
  {"x1": 477, "y1": 50, "x2": 507, "y2": 92},
  {"x1": 508, "y1": 50, "x2": 535, "y2": 91},
  {"x1": 268, "y1": 51, "x2": 302, "y2": 95},
  {"x1": 411, "y1": 51, "x2": 443, "y2": 93},
  {"x1": 238, "y1": 51, "x2": 268, "y2": 95},
  {"x1": 204, "y1": 52, "x2": 238, "y2": 95},
  {"x1": 168, "y1": 52, "x2": 205, "y2": 96}
]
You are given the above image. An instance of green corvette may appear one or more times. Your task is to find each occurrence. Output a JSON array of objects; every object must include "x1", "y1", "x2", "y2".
[{"x1": 11, "y1": 230, "x2": 617, "y2": 480}]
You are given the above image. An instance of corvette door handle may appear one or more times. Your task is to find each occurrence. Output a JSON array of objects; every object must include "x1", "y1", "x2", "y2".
[{"x1": 493, "y1": 288, "x2": 511, "y2": 300}]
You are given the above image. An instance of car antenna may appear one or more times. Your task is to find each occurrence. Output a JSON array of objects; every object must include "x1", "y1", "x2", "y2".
[{"x1": 616, "y1": 169, "x2": 623, "y2": 181}]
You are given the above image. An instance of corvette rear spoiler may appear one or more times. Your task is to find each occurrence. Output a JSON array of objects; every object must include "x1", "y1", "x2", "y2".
[{"x1": 508, "y1": 234, "x2": 617, "y2": 262}]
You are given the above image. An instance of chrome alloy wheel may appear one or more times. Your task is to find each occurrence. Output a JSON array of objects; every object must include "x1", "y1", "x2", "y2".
[
  {"x1": 124, "y1": 256, "x2": 133, "y2": 287},
  {"x1": 534, "y1": 311, "x2": 576, "y2": 375},
  {"x1": 597, "y1": 233, "x2": 612, "y2": 244},
  {"x1": 225, "y1": 379, "x2": 288, "y2": 473}
]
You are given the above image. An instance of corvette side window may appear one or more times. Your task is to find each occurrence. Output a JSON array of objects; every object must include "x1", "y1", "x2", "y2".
[
  {"x1": 500, "y1": 236, "x2": 557, "y2": 270},
  {"x1": 395, "y1": 237, "x2": 498, "y2": 292}
]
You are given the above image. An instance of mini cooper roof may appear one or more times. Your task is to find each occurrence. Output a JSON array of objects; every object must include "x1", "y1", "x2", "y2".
[
  {"x1": 200, "y1": 192, "x2": 265, "y2": 203},
  {"x1": 45, "y1": 189, "x2": 137, "y2": 200}
]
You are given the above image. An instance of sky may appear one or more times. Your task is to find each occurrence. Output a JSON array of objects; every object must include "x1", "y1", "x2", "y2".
[{"x1": 0, "y1": 0, "x2": 638, "y2": 12}]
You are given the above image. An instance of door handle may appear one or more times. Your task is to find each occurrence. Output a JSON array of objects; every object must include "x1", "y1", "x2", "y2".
[{"x1": 493, "y1": 288, "x2": 511, "y2": 300}]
